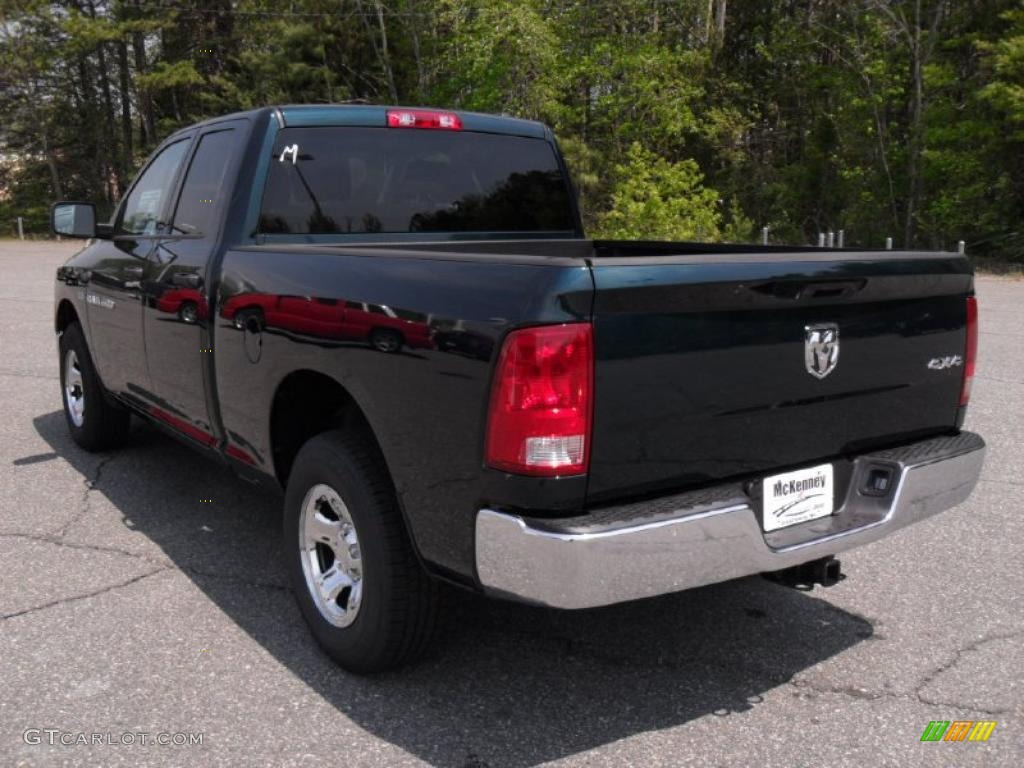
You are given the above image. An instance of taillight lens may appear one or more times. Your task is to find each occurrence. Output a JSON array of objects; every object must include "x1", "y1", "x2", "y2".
[
  {"x1": 960, "y1": 296, "x2": 978, "y2": 406},
  {"x1": 485, "y1": 323, "x2": 593, "y2": 476},
  {"x1": 386, "y1": 109, "x2": 462, "y2": 130}
]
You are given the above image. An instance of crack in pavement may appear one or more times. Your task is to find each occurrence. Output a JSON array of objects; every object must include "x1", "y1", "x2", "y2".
[
  {"x1": 790, "y1": 679, "x2": 902, "y2": 703},
  {"x1": 911, "y1": 627, "x2": 1024, "y2": 714},
  {"x1": 56, "y1": 453, "x2": 118, "y2": 540},
  {"x1": 0, "y1": 532, "x2": 290, "y2": 593},
  {"x1": 789, "y1": 682, "x2": 1007, "y2": 716},
  {"x1": 0, "y1": 530, "x2": 171, "y2": 569},
  {"x1": 790, "y1": 627, "x2": 1024, "y2": 716},
  {"x1": 0, "y1": 566, "x2": 170, "y2": 620},
  {"x1": 5, "y1": 435, "x2": 292, "y2": 608},
  {"x1": 0, "y1": 370, "x2": 60, "y2": 381}
]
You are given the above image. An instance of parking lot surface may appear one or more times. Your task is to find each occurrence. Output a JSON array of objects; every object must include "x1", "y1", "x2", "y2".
[{"x1": 0, "y1": 240, "x2": 1021, "y2": 767}]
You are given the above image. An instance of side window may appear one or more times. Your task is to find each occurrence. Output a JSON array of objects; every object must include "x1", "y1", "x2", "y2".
[
  {"x1": 119, "y1": 139, "x2": 190, "y2": 235},
  {"x1": 171, "y1": 129, "x2": 237, "y2": 237}
]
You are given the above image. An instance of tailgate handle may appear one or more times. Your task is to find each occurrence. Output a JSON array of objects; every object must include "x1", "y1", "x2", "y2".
[
  {"x1": 799, "y1": 281, "x2": 861, "y2": 299},
  {"x1": 752, "y1": 279, "x2": 866, "y2": 301}
]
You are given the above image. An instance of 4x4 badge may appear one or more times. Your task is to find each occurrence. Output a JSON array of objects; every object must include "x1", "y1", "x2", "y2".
[{"x1": 805, "y1": 323, "x2": 839, "y2": 380}]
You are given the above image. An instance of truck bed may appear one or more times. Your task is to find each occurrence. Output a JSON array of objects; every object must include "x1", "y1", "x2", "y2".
[
  {"x1": 314, "y1": 238, "x2": 972, "y2": 501},
  {"x1": 224, "y1": 238, "x2": 971, "y2": 501}
]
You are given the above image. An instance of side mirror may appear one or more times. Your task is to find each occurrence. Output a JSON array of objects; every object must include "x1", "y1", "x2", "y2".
[{"x1": 51, "y1": 202, "x2": 97, "y2": 238}]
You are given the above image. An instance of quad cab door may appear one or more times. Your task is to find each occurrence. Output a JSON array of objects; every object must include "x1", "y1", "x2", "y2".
[
  {"x1": 142, "y1": 123, "x2": 243, "y2": 446},
  {"x1": 84, "y1": 137, "x2": 192, "y2": 397}
]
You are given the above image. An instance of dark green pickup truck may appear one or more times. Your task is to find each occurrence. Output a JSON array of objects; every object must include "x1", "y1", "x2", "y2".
[{"x1": 52, "y1": 104, "x2": 984, "y2": 672}]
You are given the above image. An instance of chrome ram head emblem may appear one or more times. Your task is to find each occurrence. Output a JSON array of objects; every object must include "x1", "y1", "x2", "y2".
[{"x1": 805, "y1": 323, "x2": 839, "y2": 380}]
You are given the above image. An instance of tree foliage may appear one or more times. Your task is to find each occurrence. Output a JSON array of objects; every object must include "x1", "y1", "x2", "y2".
[
  {"x1": 596, "y1": 143, "x2": 723, "y2": 241},
  {"x1": 0, "y1": 0, "x2": 1022, "y2": 259}
]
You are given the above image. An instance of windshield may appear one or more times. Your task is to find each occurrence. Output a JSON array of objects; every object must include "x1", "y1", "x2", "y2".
[{"x1": 258, "y1": 126, "x2": 576, "y2": 236}]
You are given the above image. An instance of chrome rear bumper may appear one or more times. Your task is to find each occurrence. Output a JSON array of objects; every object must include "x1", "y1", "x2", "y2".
[{"x1": 475, "y1": 432, "x2": 985, "y2": 609}]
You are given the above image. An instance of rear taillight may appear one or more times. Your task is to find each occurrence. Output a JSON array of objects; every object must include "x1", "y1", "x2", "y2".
[
  {"x1": 386, "y1": 109, "x2": 462, "y2": 130},
  {"x1": 960, "y1": 296, "x2": 978, "y2": 406},
  {"x1": 485, "y1": 323, "x2": 593, "y2": 476}
]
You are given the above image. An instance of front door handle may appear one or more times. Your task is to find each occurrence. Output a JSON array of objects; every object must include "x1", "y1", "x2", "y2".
[
  {"x1": 171, "y1": 272, "x2": 202, "y2": 289},
  {"x1": 124, "y1": 264, "x2": 143, "y2": 278}
]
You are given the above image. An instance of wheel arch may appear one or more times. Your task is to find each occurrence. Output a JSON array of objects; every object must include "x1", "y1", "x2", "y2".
[
  {"x1": 56, "y1": 298, "x2": 80, "y2": 334},
  {"x1": 267, "y1": 367, "x2": 439, "y2": 578},
  {"x1": 55, "y1": 298, "x2": 114, "y2": 395},
  {"x1": 268, "y1": 368, "x2": 389, "y2": 489}
]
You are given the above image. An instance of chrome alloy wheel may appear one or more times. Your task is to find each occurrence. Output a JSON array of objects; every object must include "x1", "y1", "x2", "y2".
[
  {"x1": 64, "y1": 349, "x2": 85, "y2": 427},
  {"x1": 298, "y1": 483, "x2": 363, "y2": 627}
]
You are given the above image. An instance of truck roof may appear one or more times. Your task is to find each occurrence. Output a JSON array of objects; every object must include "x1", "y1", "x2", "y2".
[{"x1": 166, "y1": 104, "x2": 550, "y2": 141}]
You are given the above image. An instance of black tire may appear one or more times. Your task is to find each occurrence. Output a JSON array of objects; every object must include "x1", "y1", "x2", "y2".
[
  {"x1": 369, "y1": 328, "x2": 403, "y2": 353},
  {"x1": 233, "y1": 307, "x2": 263, "y2": 331},
  {"x1": 59, "y1": 322, "x2": 131, "y2": 451},
  {"x1": 284, "y1": 429, "x2": 439, "y2": 673},
  {"x1": 178, "y1": 300, "x2": 199, "y2": 324}
]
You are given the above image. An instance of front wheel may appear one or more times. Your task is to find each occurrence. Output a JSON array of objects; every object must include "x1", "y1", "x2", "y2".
[
  {"x1": 284, "y1": 430, "x2": 439, "y2": 673},
  {"x1": 59, "y1": 322, "x2": 131, "y2": 451}
]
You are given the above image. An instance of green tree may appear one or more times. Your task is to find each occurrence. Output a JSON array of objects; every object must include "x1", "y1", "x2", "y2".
[
  {"x1": 432, "y1": 0, "x2": 562, "y2": 119},
  {"x1": 595, "y1": 142, "x2": 722, "y2": 241},
  {"x1": 2, "y1": 0, "x2": 1024, "y2": 259}
]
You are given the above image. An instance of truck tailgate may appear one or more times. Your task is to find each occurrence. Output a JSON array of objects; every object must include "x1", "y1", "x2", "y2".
[{"x1": 586, "y1": 250, "x2": 974, "y2": 501}]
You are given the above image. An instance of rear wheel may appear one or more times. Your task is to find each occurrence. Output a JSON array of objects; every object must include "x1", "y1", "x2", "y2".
[
  {"x1": 284, "y1": 429, "x2": 439, "y2": 673},
  {"x1": 178, "y1": 300, "x2": 199, "y2": 324},
  {"x1": 369, "y1": 328, "x2": 402, "y2": 353},
  {"x1": 59, "y1": 322, "x2": 131, "y2": 451},
  {"x1": 233, "y1": 307, "x2": 263, "y2": 331}
]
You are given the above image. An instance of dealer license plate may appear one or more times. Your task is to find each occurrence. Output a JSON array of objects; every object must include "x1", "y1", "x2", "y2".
[{"x1": 762, "y1": 463, "x2": 834, "y2": 532}]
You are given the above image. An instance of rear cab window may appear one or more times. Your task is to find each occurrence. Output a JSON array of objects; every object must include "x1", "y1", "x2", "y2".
[
  {"x1": 171, "y1": 128, "x2": 238, "y2": 238},
  {"x1": 258, "y1": 127, "x2": 576, "y2": 236}
]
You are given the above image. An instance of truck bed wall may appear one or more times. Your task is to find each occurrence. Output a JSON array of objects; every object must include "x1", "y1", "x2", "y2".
[{"x1": 214, "y1": 245, "x2": 593, "y2": 580}]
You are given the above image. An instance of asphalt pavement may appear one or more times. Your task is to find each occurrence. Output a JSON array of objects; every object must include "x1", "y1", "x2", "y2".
[{"x1": 0, "y1": 240, "x2": 1021, "y2": 767}]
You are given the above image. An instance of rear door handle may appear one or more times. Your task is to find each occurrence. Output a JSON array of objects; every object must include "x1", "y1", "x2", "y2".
[
  {"x1": 124, "y1": 265, "x2": 144, "y2": 278},
  {"x1": 171, "y1": 272, "x2": 202, "y2": 289}
]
